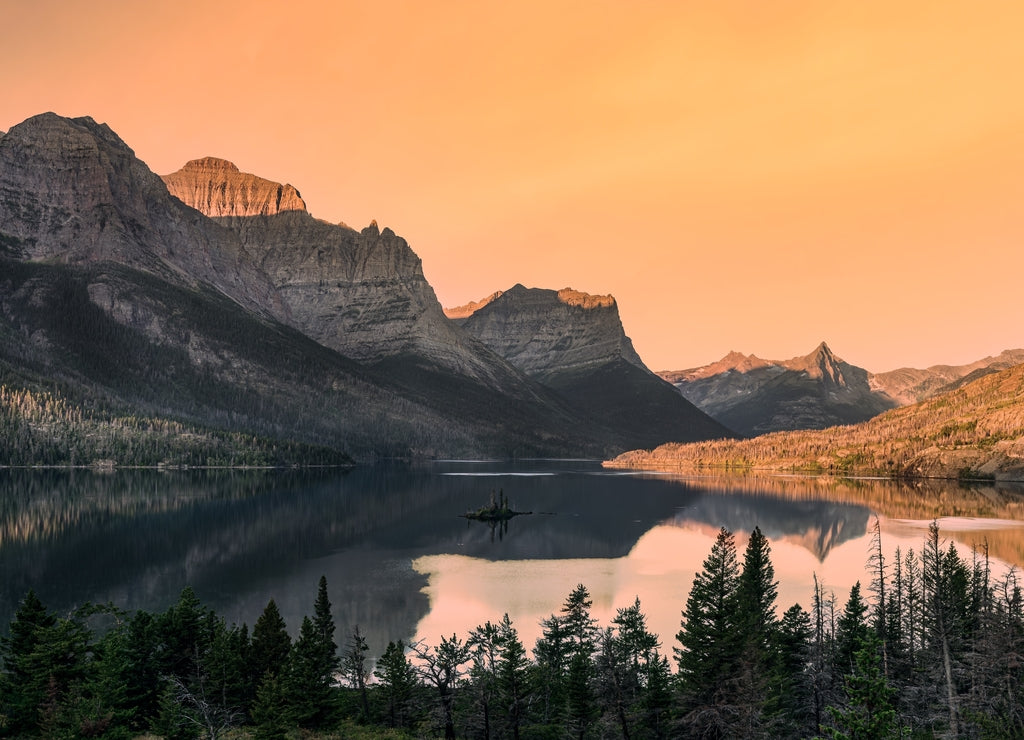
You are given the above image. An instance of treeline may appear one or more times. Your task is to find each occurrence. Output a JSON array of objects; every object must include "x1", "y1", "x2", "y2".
[
  {"x1": 609, "y1": 362, "x2": 1024, "y2": 481},
  {"x1": 2, "y1": 524, "x2": 1023, "y2": 738},
  {"x1": 0, "y1": 384, "x2": 353, "y2": 468}
]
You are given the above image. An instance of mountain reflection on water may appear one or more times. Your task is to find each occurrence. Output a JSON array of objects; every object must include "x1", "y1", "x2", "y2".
[{"x1": 1, "y1": 462, "x2": 1022, "y2": 659}]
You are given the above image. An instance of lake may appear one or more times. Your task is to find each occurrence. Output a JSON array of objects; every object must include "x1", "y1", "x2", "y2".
[{"x1": 3, "y1": 460, "x2": 1024, "y2": 660}]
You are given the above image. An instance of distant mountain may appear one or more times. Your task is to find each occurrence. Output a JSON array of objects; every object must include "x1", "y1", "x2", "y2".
[
  {"x1": 450, "y1": 285, "x2": 733, "y2": 449},
  {"x1": 608, "y1": 362, "x2": 1024, "y2": 482},
  {"x1": 870, "y1": 349, "x2": 1024, "y2": 405},
  {"x1": 3, "y1": 112, "x2": 731, "y2": 462},
  {"x1": 660, "y1": 342, "x2": 896, "y2": 437}
]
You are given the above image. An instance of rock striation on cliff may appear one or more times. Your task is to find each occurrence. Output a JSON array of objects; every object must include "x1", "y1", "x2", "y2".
[
  {"x1": 0, "y1": 113, "x2": 278, "y2": 315},
  {"x1": 162, "y1": 157, "x2": 307, "y2": 217}
]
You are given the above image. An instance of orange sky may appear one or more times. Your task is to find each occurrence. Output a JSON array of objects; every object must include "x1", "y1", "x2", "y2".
[{"x1": 3, "y1": 0, "x2": 1023, "y2": 372}]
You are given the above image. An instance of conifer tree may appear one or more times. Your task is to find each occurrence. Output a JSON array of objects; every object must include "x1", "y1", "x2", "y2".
[
  {"x1": 496, "y1": 614, "x2": 531, "y2": 740},
  {"x1": 0, "y1": 590, "x2": 57, "y2": 735},
  {"x1": 312, "y1": 575, "x2": 339, "y2": 680},
  {"x1": 251, "y1": 671, "x2": 288, "y2": 740},
  {"x1": 835, "y1": 582, "x2": 870, "y2": 674},
  {"x1": 733, "y1": 526, "x2": 781, "y2": 734},
  {"x1": 534, "y1": 612, "x2": 569, "y2": 727},
  {"x1": 826, "y1": 633, "x2": 898, "y2": 740},
  {"x1": 119, "y1": 609, "x2": 163, "y2": 729},
  {"x1": 676, "y1": 526, "x2": 741, "y2": 720},
  {"x1": 282, "y1": 577, "x2": 340, "y2": 729},
  {"x1": 250, "y1": 598, "x2": 290, "y2": 687},
  {"x1": 776, "y1": 603, "x2": 815, "y2": 737},
  {"x1": 559, "y1": 585, "x2": 598, "y2": 739},
  {"x1": 373, "y1": 640, "x2": 417, "y2": 730}
]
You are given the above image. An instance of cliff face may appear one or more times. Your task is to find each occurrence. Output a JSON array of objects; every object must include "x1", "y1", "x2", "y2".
[
  {"x1": 663, "y1": 343, "x2": 896, "y2": 437},
  {"x1": 454, "y1": 284, "x2": 646, "y2": 381},
  {"x1": 455, "y1": 284, "x2": 734, "y2": 447},
  {"x1": 163, "y1": 161, "x2": 516, "y2": 383},
  {"x1": 162, "y1": 157, "x2": 307, "y2": 217},
  {"x1": 0, "y1": 114, "x2": 278, "y2": 315}
]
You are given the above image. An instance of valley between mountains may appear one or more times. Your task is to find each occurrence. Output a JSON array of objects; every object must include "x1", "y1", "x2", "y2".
[{"x1": 1, "y1": 113, "x2": 1021, "y2": 476}]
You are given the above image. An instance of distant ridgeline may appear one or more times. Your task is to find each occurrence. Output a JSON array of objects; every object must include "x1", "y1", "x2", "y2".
[
  {"x1": 2, "y1": 521, "x2": 1019, "y2": 738},
  {"x1": 611, "y1": 362, "x2": 1024, "y2": 481},
  {"x1": 661, "y1": 343, "x2": 1024, "y2": 438}
]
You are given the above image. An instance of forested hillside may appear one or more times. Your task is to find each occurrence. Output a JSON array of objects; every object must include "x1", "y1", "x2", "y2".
[
  {"x1": 0, "y1": 385, "x2": 351, "y2": 468},
  {"x1": 609, "y1": 363, "x2": 1024, "y2": 481},
  {"x1": 2, "y1": 523, "x2": 1020, "y2": 738}
]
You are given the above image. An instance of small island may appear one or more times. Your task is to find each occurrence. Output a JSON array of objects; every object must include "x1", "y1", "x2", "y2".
[{"x1": 461, "y1": 489, "x2": 531, "y2": 522}]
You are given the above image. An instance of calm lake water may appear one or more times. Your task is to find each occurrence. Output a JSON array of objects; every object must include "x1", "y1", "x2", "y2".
[{"x1": 3, "y1": 460, "x2": 1024, "y2": 658}]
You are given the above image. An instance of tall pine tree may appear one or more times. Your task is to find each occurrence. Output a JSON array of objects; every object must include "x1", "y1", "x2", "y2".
[{"x1": 676, "y1": 528, "x2": 740, "y2": 701}]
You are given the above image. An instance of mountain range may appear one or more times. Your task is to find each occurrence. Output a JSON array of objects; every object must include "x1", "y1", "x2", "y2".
[
  {"x1": 0, "y1": 113, "x2": 728, "y2": 462},
  {"x1": 661, "y1": 344, "x2": 1024, "y2": 437},
  {"x1": 610, "y1": 360, "x2": 1024, "y2": 481}
]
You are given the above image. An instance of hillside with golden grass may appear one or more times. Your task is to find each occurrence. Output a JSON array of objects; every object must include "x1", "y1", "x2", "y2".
[{"x1": 607, "y1": 362, "x2": 1024, "y2": 481}]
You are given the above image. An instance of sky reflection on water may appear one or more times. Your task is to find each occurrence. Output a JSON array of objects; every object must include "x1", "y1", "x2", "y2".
[{"x1": 1, "y1": 462, "x2": 1022, "y2": 661}]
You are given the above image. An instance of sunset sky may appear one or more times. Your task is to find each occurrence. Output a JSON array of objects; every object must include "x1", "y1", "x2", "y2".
[{"x1": 3, "y1": 0, "x2": 1022, "y2": 372}]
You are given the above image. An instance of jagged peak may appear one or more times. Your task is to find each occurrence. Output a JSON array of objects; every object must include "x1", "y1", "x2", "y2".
[
  {"x1": 678, "y1": 350, "x2": 774, "y2": 380},
  {"x1": 785, "y1": 341, "x2": 850, "y2": 384},
  {"x1": 790, "y1": 341, "x2": 840, "y2": 367}
]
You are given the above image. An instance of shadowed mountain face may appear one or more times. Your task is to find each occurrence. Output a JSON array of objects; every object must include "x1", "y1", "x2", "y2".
[
  {"x1": 0, "y1": 113, "x2": 736, "y2": 459},
  {"x1": 451, "y1": 285, "x2": 734, "y2": 448},
  {"x1": 661, "y1": 342, "x2": 897, "y2": 437}
]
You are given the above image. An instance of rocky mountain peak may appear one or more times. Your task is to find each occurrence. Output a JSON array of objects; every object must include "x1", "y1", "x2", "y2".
[
  {"x1": 458, "y1": 285, "x2": 645, "y2": 378},
  {"x1": 790, "y1": 341, "x2": 847, "y2": 385},
  {"x1": 0, "y1": 113, "x2": 288, "y2": 314},
  {"x1": 163, "y1": 157, "x2": 307, "y2": 217},
  {"x1": 664, "y1": 350, "x2": 773, "y2": 383}
]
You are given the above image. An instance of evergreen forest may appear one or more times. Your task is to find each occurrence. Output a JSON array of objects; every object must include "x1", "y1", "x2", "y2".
[{"x1": 2, "y1": 522, "x2": 1022, "y2": 739}]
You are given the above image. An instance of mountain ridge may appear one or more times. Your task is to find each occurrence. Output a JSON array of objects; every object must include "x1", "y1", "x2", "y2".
[
  {"x1": 660, "y1": 342, "x2": 895, "y2": 437},
  {"x1": 163, "y1": 157, "x2": 308, "y2": 217},
  {"x1": 0, "y1": 112, "x2": 731, "y2": 460},
  {"x1": 454, "y1": 284, "x2": 734, "y2": 448},
  {"x1": 608, "y1": 361, "x2": 1024, "y2": 482}
]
